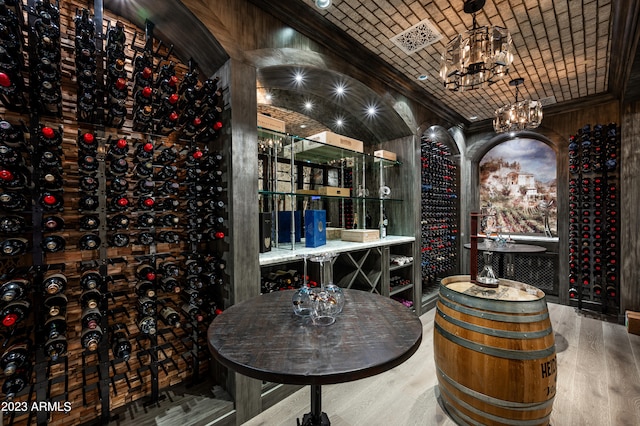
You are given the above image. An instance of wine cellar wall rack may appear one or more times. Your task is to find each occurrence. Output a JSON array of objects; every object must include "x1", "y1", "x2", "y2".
[
  {"x1": 420, "y1": 136, "x2": 458, "y2": 300},
  {"x1": 567, "y1": 123, "x2": 620, "y2": 315},
  {"x1": 0, "y1": 1, "x2": 228, "y2": 425}
]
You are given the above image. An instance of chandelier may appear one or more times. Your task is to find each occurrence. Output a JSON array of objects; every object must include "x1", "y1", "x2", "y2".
[
  {"x1": 493, "y1": 78, "x2": 543, "y2": 133},
  {"x1": 440, "y1": 0, "x2": 513, "y2": 91}
]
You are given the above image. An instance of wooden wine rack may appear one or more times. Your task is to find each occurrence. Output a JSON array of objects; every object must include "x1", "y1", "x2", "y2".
[{"x1": 0, "y1": 1, "x2": 227, "y2": 425}]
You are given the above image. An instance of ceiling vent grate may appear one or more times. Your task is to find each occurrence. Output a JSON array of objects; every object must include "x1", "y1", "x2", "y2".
[{"x1": 390, "y1": 18, "x2": 443, "y2": 55}]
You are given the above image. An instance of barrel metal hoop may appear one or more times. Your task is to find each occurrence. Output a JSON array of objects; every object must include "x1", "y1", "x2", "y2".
[
  {"x1": 440, "y1": 283, "x2": 548, "y2": 315},
  {"x1": 438, "y1": 292, "x2": 550, "y2": 323},
  {"x1": 438, "y1": 377, "x2": 553, "y2": 426},
  {"x1": 435, "y1": 321, "x2": 556, "y2": 360},
  {"x1": 436, "y1": 307, "x2": 553, "y2": 339}
]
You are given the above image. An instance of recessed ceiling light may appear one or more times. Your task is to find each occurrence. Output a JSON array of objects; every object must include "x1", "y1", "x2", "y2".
[
  {"x1": 417, "y1": 74, "x2": 428, "y2": 81},
  {"x1": 333, "y1": 82, "x2": 347, "y2": 97},
  {"x1": 293, "y1": 71, "x2": 305, "y2": 86},
  {"x1": 365, "y1": 104, "x2": 378, "y2": 117},
  {"x1": 469, "y1": 115, "x2": 478, "y2": 120},
  {"x1": 304, "y1": 101, "x2": 313, "y2": 110},
  {"x1": 300, "y1": 124, "x2": 307, "y2": 128},
  {"x1": 315, "y1": 0, "x2": 331, "y2": 9},
  {"x1": 265, "y1": 93, "x2": 272, "y2": 101},
  {"x1": 334, "y1": 116, "x2": 345, "y2": 128}
]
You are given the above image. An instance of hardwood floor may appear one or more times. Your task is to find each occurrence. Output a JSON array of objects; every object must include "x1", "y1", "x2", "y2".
[
  {"x1": 240, "y1": 303, "x2": 640, "y2": 426},
  {"x1": 112, "y1": 303, "x2": 640, "y2": 425}
]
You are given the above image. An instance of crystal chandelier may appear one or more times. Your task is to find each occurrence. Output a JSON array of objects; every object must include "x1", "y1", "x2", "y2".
[
  {"x1": 440, "y1": 0, "x2": 513, "y2": 91},
  {"x1": 493, "y1": 78, "x2": 543, "y2": 133}
]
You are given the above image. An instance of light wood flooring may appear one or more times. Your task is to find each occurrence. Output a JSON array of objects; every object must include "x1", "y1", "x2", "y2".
[{"x1": 113, "y1": 303, "x2": 640, "y2": 425}]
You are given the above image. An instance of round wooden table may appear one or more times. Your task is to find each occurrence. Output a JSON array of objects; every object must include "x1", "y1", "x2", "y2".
[{"x1": 208, "y1": 289, "x2": 423, "y2": 425}]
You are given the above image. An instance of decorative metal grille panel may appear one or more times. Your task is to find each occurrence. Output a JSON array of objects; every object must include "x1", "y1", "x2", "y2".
[{"x1": 390, "y1": 18, "x2": 443, "y2": 55}]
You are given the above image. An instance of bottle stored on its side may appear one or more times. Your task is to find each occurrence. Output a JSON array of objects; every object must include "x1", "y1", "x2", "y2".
[
  {"x1": 159, "y1": 306, "x2": 181, "y2": 328},
  {"x1": 0, "y1": 339, "x2": 31, "y2": 375},
  {"x1": 41, "y1": 235, "x2": 65, "y2": 253},
  {"x1": 137, "y1": 296, "x2": 156, "y2": 316},
  {"x1": 80, "y1": 270, "x2": 102, "y2": 290},
  {"x1": 44, "y1": 293, "x2": 67, "y2": 317},
  {"x1": 109, "y1": 232, "x2": 129, "y2": 248},
  {"x1": 81, "y1": 325, "x2": 103, "y2": 351},
  {"x1": 43, "y1": 273, "x2": 66, "y2": 295},
  {"x1": 80, "y1": 288, "x2": 102, "y2": 310},
  {"x1": 44, "y1": 336, "x2": 67, "y2": 361},
  {"x1": 43, "y1": 315, "x2": 66, "y2": 340},
  {"x1": 108, "y1": 214, "x2": 130, "y2": 230},
  {"x1": 181, "y1": 303, "x2": 204, "y2": 323},
  {"x1": 138, "y1": 315, "x2": 156, "y2": 335},
  {"x1": 0, "y1": 279, "x2": 28, "y2": 302},
  {"x1": 0, "y1": 215, "x2": 26, "y2": 234},
  {"x1": 79, "y1": 233, "x2": 100, "y2": 250},
  {"x1": 135, "y1": 280, "x2": 155, "y2": 298},
  {"x1": 110, "y1": 323, "x2": 131, "y2": 361},
  {"x1": 2, "y1": 367, "x2": 29, "y2": 400},
  {"x1": 160, "y1": 276, "x2": 180, "y2": 294}
]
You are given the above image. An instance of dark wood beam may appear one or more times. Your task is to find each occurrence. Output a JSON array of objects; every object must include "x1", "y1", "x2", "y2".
[{"x1": 608, "y1": 0, "x2": 640, "y2": 101}]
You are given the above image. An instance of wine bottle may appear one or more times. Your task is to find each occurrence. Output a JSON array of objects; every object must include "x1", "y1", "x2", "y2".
[
  {"x1": 204, "y1": 228, "x2": 225, "y2": 240},
  {"x1": 77, "y1": 131, "x2": 97, "y2": 152},
  {"x1": 108, "y1": 214, "x2": 130, "y2": 230},
  {"x1": 81, "y1": 325, "x2": 102, "y2": 351},
  {"x1": 132, "y1": 105, "x2": 153, "y2": 133},
  {"x1": 108, "y1": 137, "x2": 128, "y2": 157},
  {"x1": 133, "y1": 86, "x2": 153, "y2": 108},
  {"x1": 161, "y1": 213, "x2": 180, "y2": 227},
  {"x1": 138, "y1": 315, "x2": 156, "y2": 335},
  {"x1": 0, "y1": 167, "x2": 26, "y2": 189},
  {"x1": 40, "y1": 191, "x2": 63, "y2": 211},
  {"x1": 137, "y1": 232, "x2": 154, "y2": 245},
  {"x1": 1, "y1": 340, "x2": 30, "y2": 376},
  {"x1": 161, "y1": 198, "x2": 180, "y2": 211},
  {"x1": 80, "y1": 285, "x2": 103, "y2": 310},
  {"x1": 40, "y1": 170, "x2": 63, "y2": 190},
  {"x1": 1, "y1": 368, "x2": 29, "y2": 400},
  {"x1": 181, "y1": 303, "x2": 204, "y2": 322},
  {"x1": 135, "y1": 161, "x2": 154, "y2": 179},
  {"x1": 159, "y1": 306, "x2": 181, "y2": 328},
  {"x1": 43, "y1": 273, "x2": 66, "y2": 295},
  {"x1": 39, "y1": 150, "x2": 62, "y2": 170},
  {"x1": 1, "y1": 299, "x2": 30, "y2": 327},
  {"x1": 110, "y1": 194, "x2": 130, "y2": 211},
  {"x1": 133, "y1": 66, "x2": 153, "y2": 94},
  {"x1": 44, "y1": 293, "x2": 67, "y2": 317},
  {"x1": 156, "y1": 111, "x2": 179, "y2": 135},
  {"x1": 0, "y1": 193, "x2": 25, "y2": 213},
  {"x1": 181, "y1": 288, "x2": 204, "y2": 306},
  {"x1": 109, "y1": 176, "x2": 129, "y2": 194},
  {"x1": 79, "y1": 215, "x2": 100, "y2": 230},
  {"x1": 185, "y1": 275, "x2": 204, "y2": 290},
  {"x1": 79, "y1": 175, "x2": 99, "y2": 192},
  {"x1": 78, "y1": 234, "x2": 100, "y2": 250},
  {"x1": 78, "y1": 153, "x2": 98, "y2": 173},
  {"x1": 39, "y1": 214, "x2": 62, "y2": 234},
  {"x1": 108, "y1": 157, "x2": 129, "y2": 176},
  {"x1": 156, "y1": 145, "x2": 178, "y2": 164},
  {"x1": 0, "y1": 144, "x2": 22, "y2": 166},
  {"x1": 109, "y1": 232, "x2": 129, "y2": 248},
  {"x1": 0, "y1": 237, "x2": 29, "y2": 256},
  {"x1": 137, "y1": 213, "x2": 155, "y2": 228},
  {"x1": 156, "y1": 165, "x2": 177, "y2": 180},
  {"x1": 0, "y1": 215, "x2": 26, "y2": 234},
  {"x1": 44, "y1": 336, "x2": 67, "y2": 361},
  {"x1": 160, "y1": 276, "x2": 180, "y2": 294},
  {"x1": 44, "y1": 314, "x2": 66, "y2": 340},
  {"x1": 135, "y1": 281, "x2": 155, "y2": 298},
  {"x1": 138, "y1": 196, "x2": 155, "y2": 210},
  {"x1": 41, "y1": 235, "x2": 65, "y2": 253},
  {"x1": 137, "y1": 296, "x2": 156, "y2": 316},
  {"x1": 157, "y1": 231, "x2": 180, "y2": 244},
  {"x1": 105, "y1": 102, "x2": 126, "y2": 128},
  {"x1": 134, "y1": 141, "x2": 154, "y2": 161},
  {"x1": 37, "y1": 125, "x2": 62, "y2": 148},
  {"x1": 110, "y1": 323, "x2": 131, "y2": 361},
  {"x1": 0, "y1": 120, "x2": 25, "y2": 146},
  {"x1": 80, "y1": 270, "x2": 102, "y2": 290},
  {"x1": 78, "y1": 194, "x2": 99, "y2": 211},
  {"x1": 82, "y1": 307, "x2": 102, "y2": 330},
  {"x1": 0, "y1": 279, "x2": 28, "y2": 302}
]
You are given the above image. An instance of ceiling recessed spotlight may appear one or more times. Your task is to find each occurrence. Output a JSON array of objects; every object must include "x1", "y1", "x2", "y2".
[
  {"x1": 334, "y1": 116, "x2": 345, "y2": 128},
  {"x1": 365, "y1": 104, "x2": 378, "y2": 117},
  {"x1": 300, "y1": 124, "x2": 307, "y2": 129},
  {"x1": 293, "y1": 71, "x2": 305, "y2": 86},
  {"x1": 265, "y1": 93, "x2": 272, "y2": 101},
  {"x1": 315, "y1": 0, "x2": 331, "y2": 9},
  {"x1": 333, "y1": 82, "x2": 347, "y2": 97},
  {"x1": 417, "y1": 74, "x2": 428, "y2": 81},
  {"x1": 469, "y1": 115, "x2": 478, "y2": 120},
  {"x1": 304, "y1": 100, "x2": 313, "y2": 110}
]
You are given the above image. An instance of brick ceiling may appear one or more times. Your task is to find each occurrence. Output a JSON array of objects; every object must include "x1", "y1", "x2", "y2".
[{"x1": 295, "y1": 0, "x2": 612, "y2": 124}]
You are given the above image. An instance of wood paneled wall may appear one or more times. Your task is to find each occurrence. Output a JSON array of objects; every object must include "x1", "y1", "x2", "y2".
[{"x1": 621, "y1": 102, "x2": 640, "y2": 314}]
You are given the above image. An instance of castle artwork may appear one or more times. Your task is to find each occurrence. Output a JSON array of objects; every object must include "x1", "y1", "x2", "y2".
[{"x1": 479, "y1": 139, "x2": 557, "y2": 237}]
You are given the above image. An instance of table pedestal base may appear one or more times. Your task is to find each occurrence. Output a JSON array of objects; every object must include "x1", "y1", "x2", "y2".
[{"x1": 297, "y1": 384, "x2": 330, "y2": 426}]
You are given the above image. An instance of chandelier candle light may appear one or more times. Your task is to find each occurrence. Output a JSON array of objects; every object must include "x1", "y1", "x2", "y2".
[
  {"x1": 493, "y1": 77, "x2": 543, "y2": 133},
  {"x1": 440, "y1": 0, "x2": 513, "y2": 91}
]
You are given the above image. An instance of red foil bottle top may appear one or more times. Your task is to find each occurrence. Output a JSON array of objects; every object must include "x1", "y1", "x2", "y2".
[
  {"x1": 143, "y1": 143, "x2": 153, "y2": 152},
  {"x1": 116, "y1": 138, "x2": 127, "y2": 149},
  {"x1": 83, "y1": 133, "x2": 95, "y2": 144},
  {"x1": 142, "y1": 67, "x2": 152, "y2": 78},
  {"x1": 169, "y1": 76, "x2": 178, "y2": 86},
  {"x1": 142, "y1": 87, "x2": 152, "y2": 97},
  {"x1": 0, "y1": 169, "x2": 13, "y2": 181},
  {"x1": 192, "y1": 149, "x2": 203, "y2": 159},
  {"x1": 42, "y1": 127, "x2": 55, "y2": 139},
  {"x1": 213, "y1": 121, "x2": 223, "y2": 130},
  {"x1": 143, "y1": 198, "x2": 154, "y2": 207},
  {"x1": 2, "y1": 313, "x2": 17, "y2": 327},
  {"x1": 115, "y1": 78, "x2": 126, "y2": 90},
  {"x1": 0, "y1": 72, "x2": 10, "y2": 87},
  {"x1": 169, "y1": 111, "x2": 179, "y2": 121},
  {"x1": 116, "y1": 197, "x2": 128, "y2": 207},
  {"x1": 43, "y1": 194, "x2": 57, "y2": 205},
  {"x1": 146, "y1": 272, "x2": 156, "y2": 281},
  {"x1": 169, "y1": 93, "x2": 179, "y2": 104}
]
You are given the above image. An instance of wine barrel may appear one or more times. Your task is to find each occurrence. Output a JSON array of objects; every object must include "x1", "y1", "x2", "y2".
[{"x1": 434, "y1": 275, "x2": 556, "y2": 426}]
